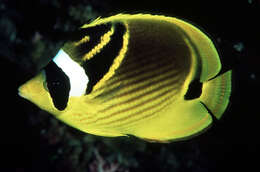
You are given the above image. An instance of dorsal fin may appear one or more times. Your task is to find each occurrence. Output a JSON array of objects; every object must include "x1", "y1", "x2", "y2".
[{"x1": 173, "y1": 19, "x2": 221, "y2": 81}]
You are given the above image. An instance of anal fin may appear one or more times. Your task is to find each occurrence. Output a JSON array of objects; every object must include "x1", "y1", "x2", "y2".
[{"x1": 130, "y1": 99, "x2": 213, "y2": 142}]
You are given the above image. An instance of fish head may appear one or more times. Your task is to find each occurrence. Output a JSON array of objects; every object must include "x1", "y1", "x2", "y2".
[{"x1": 18, "y1": 70, "x2": 62, "y2": 115}]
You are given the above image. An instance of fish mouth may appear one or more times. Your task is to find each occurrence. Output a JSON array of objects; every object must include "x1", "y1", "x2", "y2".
[{"x1": 18, "y1": 84, "x2": 28, "y2": 99}]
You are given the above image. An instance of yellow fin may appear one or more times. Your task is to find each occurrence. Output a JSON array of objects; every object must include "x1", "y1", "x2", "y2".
[
  {"x1": 194, "y1": 31, "x2": 221, "y2": 82},
  {"x1": 200, "y1": 70, "x2": 232, "y2": 119},
  {"x1": 129, "y1": 99, "x2": 212, "y2": 142},
  {"x1": 174, "y1": 18, "x2": 221, "y2": 81}
]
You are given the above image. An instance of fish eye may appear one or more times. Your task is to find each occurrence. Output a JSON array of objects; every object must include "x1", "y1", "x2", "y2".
[
  {"x1": 43, "y1": 80, "x2": 61, "y2": 92},
  {"x1": 50, "y1": 81, "x2": 60, "y2": 86}
]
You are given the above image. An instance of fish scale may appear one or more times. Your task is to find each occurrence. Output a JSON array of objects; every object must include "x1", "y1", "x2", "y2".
[
  {"x1": 85, "y1": 18, "x2": 191, "y2": 128},
  {"x1": 84, "y1": 18, "x2": 188, "y2": 130},
  {"x1": 96, "y1": 50, "x2": 173, "y2": 93},
  {"x1": 85, "y1": 72, "x2": 181, "y2": 125},
  {"x1": 97, "y1": 58, "x2": 179, "y2": 100},
  {"x1": 97, "y1": 82, "x2": 180, "y2": 127}
]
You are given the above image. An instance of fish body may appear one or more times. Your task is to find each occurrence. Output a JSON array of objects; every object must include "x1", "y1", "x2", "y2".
[{"x1": 19, "y1": 14, "x2": 232, "y2": 142}]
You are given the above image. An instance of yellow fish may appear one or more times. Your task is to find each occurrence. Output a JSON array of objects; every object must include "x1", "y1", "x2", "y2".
[{"x1": 18, "y1": 14, "x2": 232, "y2": 142}]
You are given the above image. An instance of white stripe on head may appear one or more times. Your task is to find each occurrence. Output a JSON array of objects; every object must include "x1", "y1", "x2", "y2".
[{"x1": 53, "y1": 50, "x2": 89, "y2": 97}]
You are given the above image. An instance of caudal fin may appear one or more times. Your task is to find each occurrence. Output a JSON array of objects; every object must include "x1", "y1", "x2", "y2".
[{"x1": 200, "y1": 70, "x2": 232, "y2": 119}]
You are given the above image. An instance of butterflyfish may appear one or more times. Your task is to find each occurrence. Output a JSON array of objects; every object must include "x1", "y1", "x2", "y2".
[{"x1": 18, "y1": 14, "x2": 232, "y2": 142}]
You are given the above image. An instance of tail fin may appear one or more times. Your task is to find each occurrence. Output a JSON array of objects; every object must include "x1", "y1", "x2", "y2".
[{"x1": 200, "y1": 70, "x2": 232, "y2": 119}]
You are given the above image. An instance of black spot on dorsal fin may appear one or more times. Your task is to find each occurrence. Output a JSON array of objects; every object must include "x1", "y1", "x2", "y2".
[
  {"x1": 82, "y1": 22, "x2": 126, "y2": 94},
  {"x1": 45, "y1": 61, "x2": 70, "y2": 111},
  {"x1": 184, "y1": 79, "x2": 203, "y2": 100}
]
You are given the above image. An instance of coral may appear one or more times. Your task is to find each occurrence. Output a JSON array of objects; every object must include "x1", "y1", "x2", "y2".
[{"x1": 89, "y1": 149, "x2": 128, "y2": 172}]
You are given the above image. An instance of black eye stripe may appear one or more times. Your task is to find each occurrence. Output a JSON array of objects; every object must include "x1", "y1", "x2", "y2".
[{"x1": 45, "y1": 61, "x2": 70, "y2": 111}]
